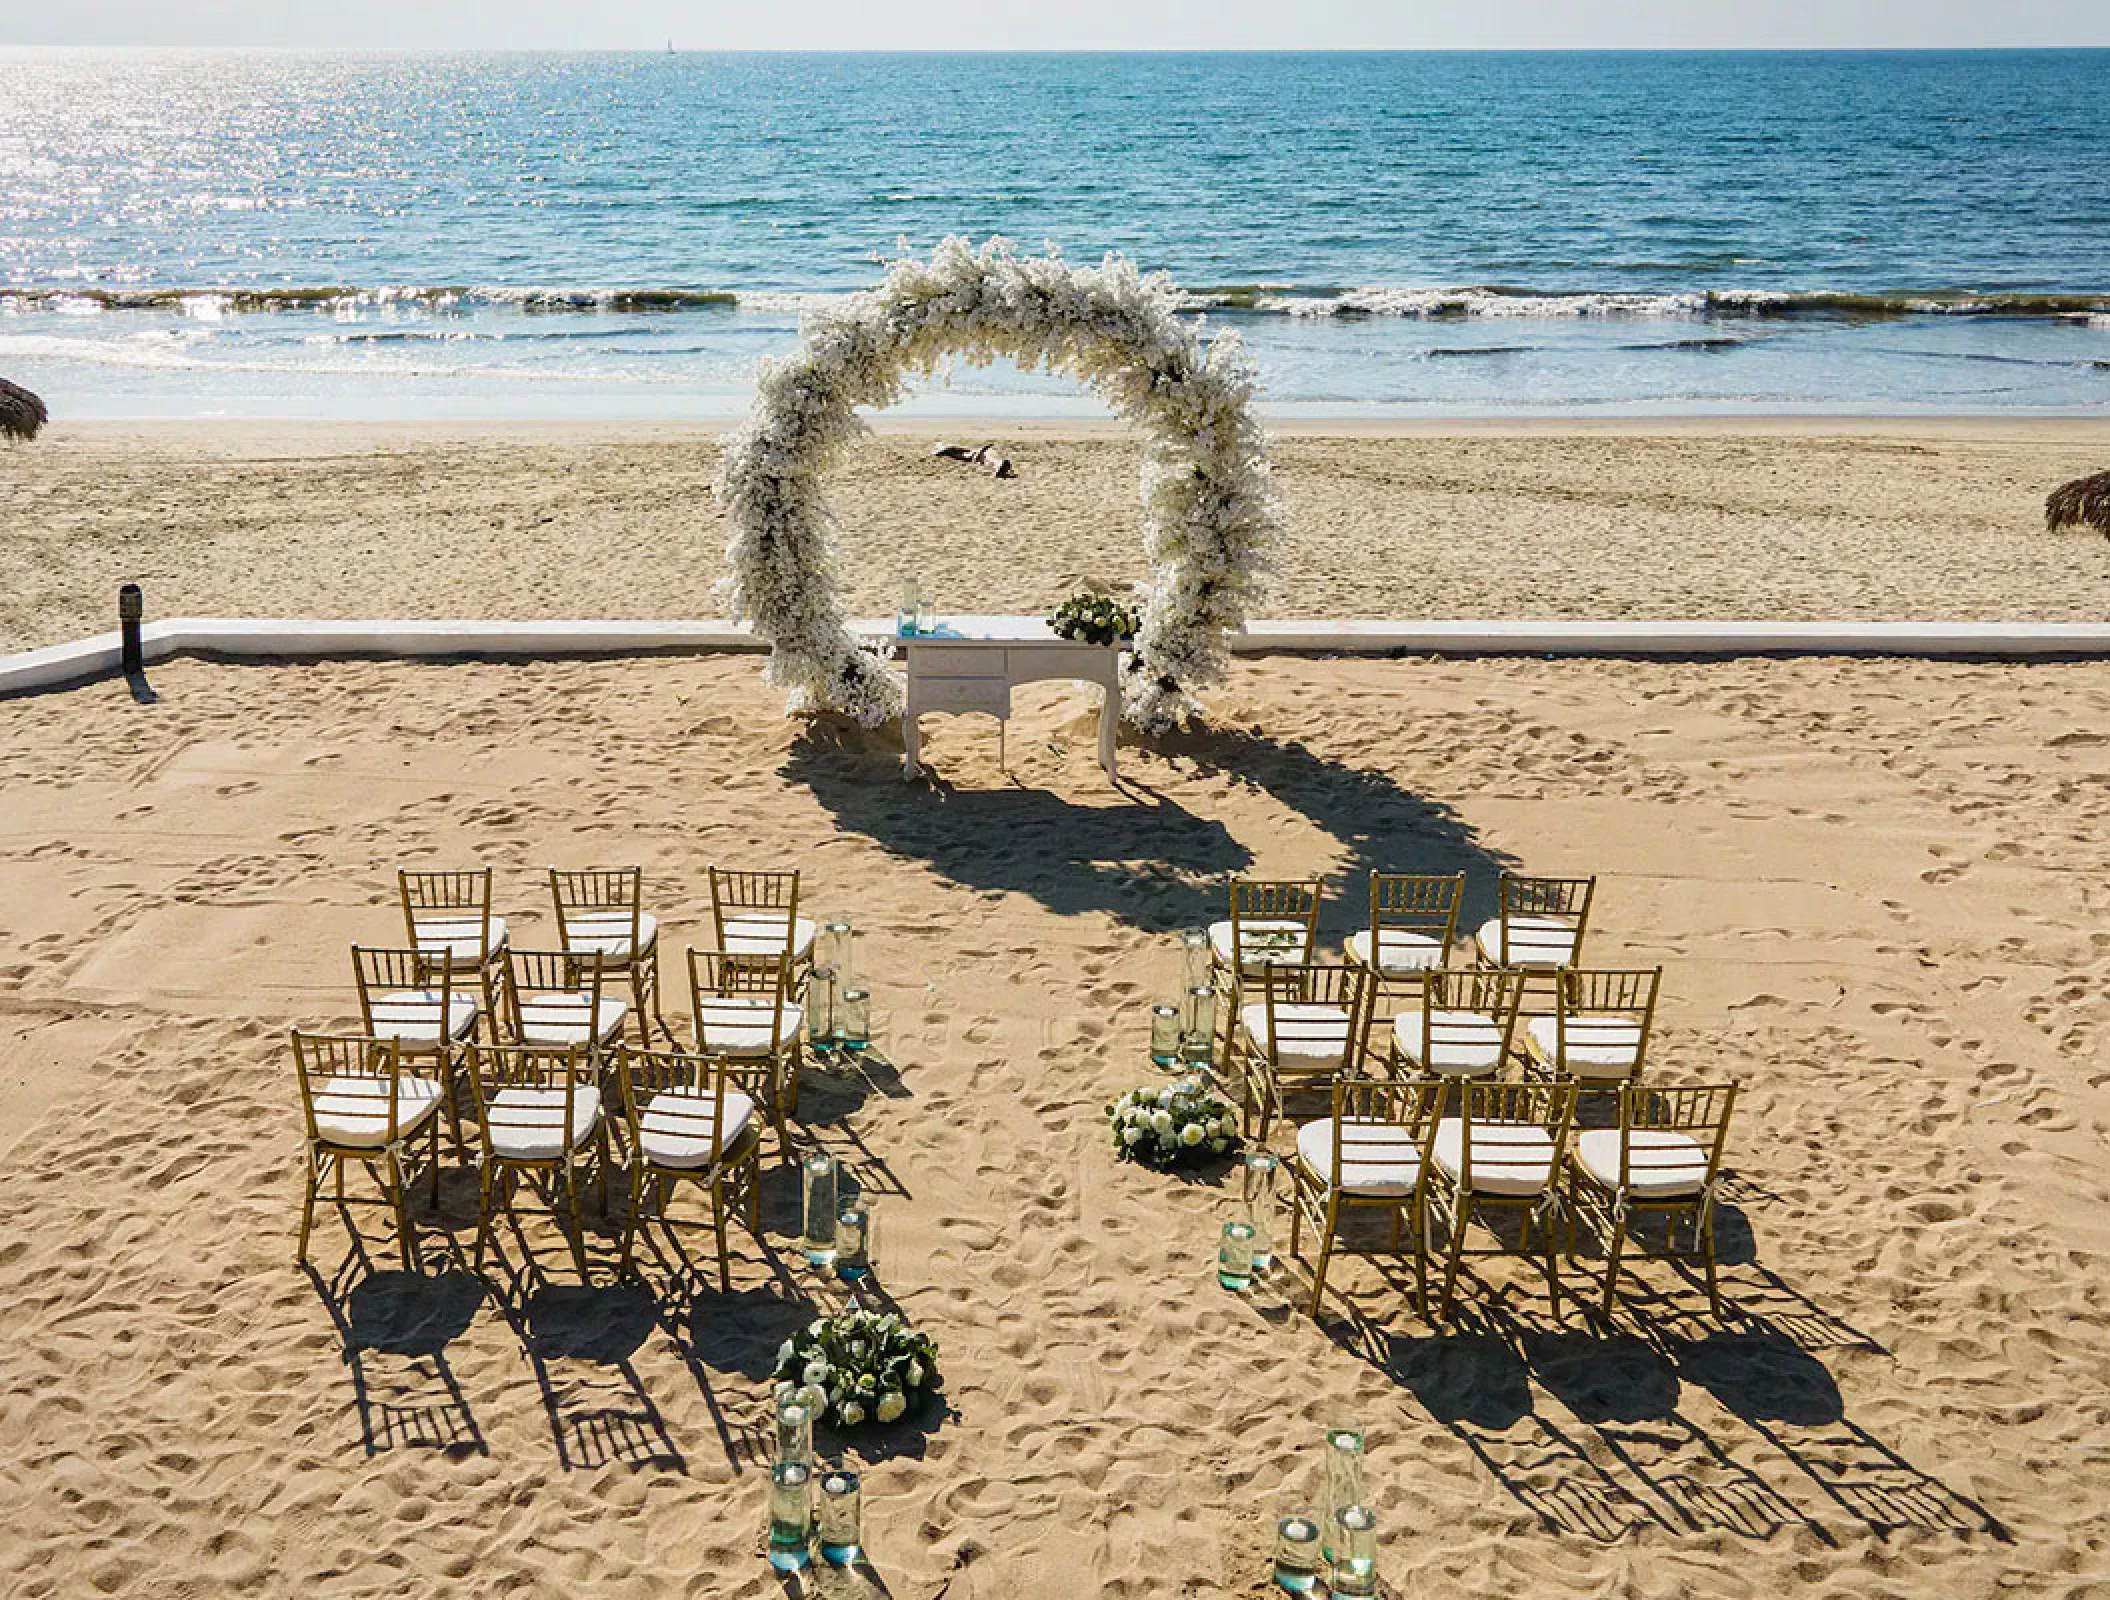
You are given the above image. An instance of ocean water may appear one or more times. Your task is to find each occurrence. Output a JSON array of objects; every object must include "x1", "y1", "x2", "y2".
[{"x1": 2, "y1": 48, "x2": 2107, "y2": 420}]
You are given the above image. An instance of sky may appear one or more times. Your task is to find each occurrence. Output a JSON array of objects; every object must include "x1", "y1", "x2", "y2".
[{"x1": 4, "y1": 0, "x2": 2107, "y2": 50}]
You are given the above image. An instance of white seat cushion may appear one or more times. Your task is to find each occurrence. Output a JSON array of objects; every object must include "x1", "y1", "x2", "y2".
[
  {"x1": 1432, "y1": 1116, "x2": 1557, "y2": 1196},
  {"x1": 1296, "y1": 1117, "x2": 1424, "y2": 1197},
  {"x1": 562, "y1": 910, "x2": 659, "y2": 961},
  {"x1": 722, "y1": 912, "x2": 818, "y2": 961},
  {"x1": 367, "y1": 988, "x2": 478, "y2": 1045},
  {"x1": 1474, "y1": 915, "x2": 1579, "y2": 969},
  {"x1": 1240, "y1": 1001, "x2": 1352, "y2": 1070},
  {"x1": 518, "y1": 992, "x2": 628, "y2": 1047},
  {"x1": 1345, "y1": 927, "x2": 1444, "y2": 974},
  {"x1": 485, "y1": 1085, "x2": 602, "y2": 1162},
  {"x1": 638, "y1": 1087, "x2": 759, "y2": 1170},
  {"x1": 312, "y1": 1073, "x2": 443, "y2": 1147},
  {"x1": 1571, "y1": 1128, "x2": 1710, "y2": 1199},
  {"x1": 695, "y1": 996, "x2": 803, "y2": 1057},
  {"x1": 412, "y1": 914, "x2": 509, "y2": 965},
  {"x1": 1392, "y1": 1009, "x2": 1506, "y2": 1076},
  {"x1": 1525, "y1": 1015, "x2": 1644, "y2": 1079},
  {"x1": 1208, "y1": 919, "x2": 1311, "y2": 973}
]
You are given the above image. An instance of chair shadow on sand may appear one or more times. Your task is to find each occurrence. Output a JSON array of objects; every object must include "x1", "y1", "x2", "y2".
[
  {"x1": 782, "y1": 715, "x2": 1512, "y2": 934},
  {"x1": 305, "y1": 1247, "x2": 487, "y2": 1458},
  {"x1": 1319, "y1": 1222, "x2": 2011, "y2": 1548}
]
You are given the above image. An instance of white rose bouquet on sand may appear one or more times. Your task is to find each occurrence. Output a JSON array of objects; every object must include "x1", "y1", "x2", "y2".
[
  {"x1": 773, "y1": 1308, "x2": 940, "y2": 1429},
  {"x1": 1107, "y1": 1080, "x2": 1242, "y2": 1170}
]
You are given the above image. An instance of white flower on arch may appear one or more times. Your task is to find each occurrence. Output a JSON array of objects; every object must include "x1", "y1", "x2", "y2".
[{"x1": 715, "y1": 237, "x2": 1281, "y2": 734}]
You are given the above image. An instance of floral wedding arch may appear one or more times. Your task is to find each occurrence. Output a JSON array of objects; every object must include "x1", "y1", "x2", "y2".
[{"x1": 715, "y1": 237, "x2": 1281, "y2": 734}]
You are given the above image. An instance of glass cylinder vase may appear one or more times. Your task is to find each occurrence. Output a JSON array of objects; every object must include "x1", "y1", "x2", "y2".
[
  {"x1": 1242, "y1": 1151, "x2": 1280, "y2": 1273},
  {"x1": 768, "y1": 1460, "x2": 814, "y2": 1572},
  {"x1": 1181, "y1": 984, "x2": 1217, "y2": 1068},
  {"x1": 915, "y1": 591, "x2": 936, "y2": 637},
  {"x1": 1322, "y1": 1425, "x2": 1366, "y2": 1558},
  {"x1": 1181, "y1": 927, "x2": 1212, "y2": 993},
  {"x1": 1218, "y1": 1219, "x2": 1257, "y2": 1291},
  {"x1": 774, "y1": 1393, "x2": 814, "y2": 1468},
  {"x1": 808, "y1": 964, "x2": 839, "y2": 1056},
  {"x1": 1149, "y1": 1002, "x2": 1182, "y2": 1068},
  {"x1": 819, "y1": 918, "x2": 855, "y2": 989},
  {"x1": 1272, "y1": 1513, "x2": 1322, "y2": 1594},
  {"x1": 1328, "y1": 1505, "x2": 1378, "y2": 1598},
  {"x1": 835, "y1": 1199, "x2": 871, "y2": 1282},
  {"x1": 801, "y1": 1152, "x2": 838, "y2": 1267},
  {"x1": 898, "y1": 578, "x2": 920, "y2": 638},
  {"x1": 817, "y1": 1467, "x2": 864, "y2": 1567},
  {"x1": 838, "y1": 988, "x2": 871, "y2": 1053}
]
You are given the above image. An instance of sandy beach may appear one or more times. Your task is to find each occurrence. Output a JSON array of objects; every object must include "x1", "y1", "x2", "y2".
[
  {"x1": 3, "y1": 639, "x2": 2108, "y2": 1597},
  {"x1": 5, "y1": 416, "x2": 2110, "y2": 654}
]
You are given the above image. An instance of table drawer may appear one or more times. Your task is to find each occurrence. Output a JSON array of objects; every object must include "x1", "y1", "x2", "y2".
[
  {"x1": 1010, "y1": 644, "x2": 1116, "y2": 683},
  {"x1": 912, "y1": 676, "x2": 1011, "y2": 715},
  {"x1": 908, "y1": 643, "x2": 995, "y2": 675}
]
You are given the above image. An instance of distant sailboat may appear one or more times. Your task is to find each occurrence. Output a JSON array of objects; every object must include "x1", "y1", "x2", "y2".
[{"x1": 666, "y1": 39, "x2": 675, "y2": 53}]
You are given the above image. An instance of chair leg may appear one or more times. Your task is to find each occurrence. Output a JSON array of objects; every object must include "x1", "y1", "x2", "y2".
[
  {"x1": 710, "y1": 1176, "x2": 732, "y2": 1293},
  {"x1": 783, "y1": 1042, "x2": 802, "y2": 1118},
  {"x1": 1411, "y1": 1195, "x2": 1431, "y2": 1315},
  {"x1": 1542, "y1": 1198, "x2": 1562, "y2": 1322},
  {"x1": 1700, "y1": 1206, "x2": 1722, "y2": 1319},
  {"x1": 473, "y1": 1160, "x2": 497, "y2": 1270},
  {"x1": 1306, "y1": 1194, "x2": 1342, "y2": 1318},
  {"x1": 1434, "y1": 1194, "x2": 1471, "y2": 1321},
  {"x1": 296, "y1": 1148, "x2": 322, "y2": 1265},
  {"x1": 562, "y1": 1160, "x2": 591, "y2": 1281},
  {"x1": 385, "y1": 1148, "x2": 418, "y2": 1272},
  {"x1": 1601, "y1": 1207, "x2": 1630, "y2": 1319},
  {"x1": 428, "y1": 1116, "x2": 442, "y2": 1207},
  {"x1": 620, "y1": 1165, "x2": 646, "y2": 1277}
]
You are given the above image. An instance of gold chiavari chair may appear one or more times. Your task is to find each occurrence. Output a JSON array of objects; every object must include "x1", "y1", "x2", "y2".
[
  {"x1": 686, "y1": 947, "x2": 802, "y2": 1149},
  {"x1": 1472, "y1": 873, "x2": 1597, "y2": 972},
  {"x1": 398, "y1": 867, "x2": 509, "y2": 1022},
  {"x1": 549, "y1": 866, "x2": 661, "y2": 1042},
  {"x1": 1523, "y1": 967, "x2": 1661, "y2": 1086},
  {"x1": 707, "y1": 867, "x2": 817, "y2": 974},
  {"x1": 1287, "y1": 1074, "x2": 1448, "y2": 1318},
  {"x1": 499, "y1": 948, "x2": 628, "y2": 1064},
  {"x1": 1345, "y1": 871, "x2": 1463, "y2": 978},
  {"x1": 1427, "y1": 1078, "x2": 1578, "y2": 1320},
  {"x1": 1232, "y1": 959, "x2": 1373, "y2": 1141},
  {"x1": 350, "y1": 943, "x2": 477, "y2": 1155},
  {"x1": 1387, "y1": 967, "x2": 1525, "y2": 1080},
  {"x1": 616, "y1": 1045, "x2": 765, "y2": 1288},
  {"x1": 1566, "y1": 1081, "x2": 1737, "y2": 1317},
  {"x1": 290, "y1": 1030, "x2": 443, "y2": 1270},
  {"x1": 465, "y1": 1041, "x2": 609, "y2": 1280},
  {"x1": 1208, "y1": 876, "x2": 1324, "y2": 1068}
]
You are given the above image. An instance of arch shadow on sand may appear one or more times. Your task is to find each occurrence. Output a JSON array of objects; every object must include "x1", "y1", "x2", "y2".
[{"x1": 782, "y1": 716, "x2": 1512, "y2": 934}]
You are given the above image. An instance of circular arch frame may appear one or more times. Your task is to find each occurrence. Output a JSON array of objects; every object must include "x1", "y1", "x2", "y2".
[{"x1": 715, "y1": 238, "x2": 1281, "y2": 734}]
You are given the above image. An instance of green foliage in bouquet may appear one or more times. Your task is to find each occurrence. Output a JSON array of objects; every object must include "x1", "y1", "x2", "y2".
[
  {"x1": 1107, "y1": 1079, "x2": 1242, "y2": 1169},
  {"x1": 1048, "y1": 591, "x2": 1141, "y2": 647},
  {"x1": 772, "y1": 1307, "x2": 941, "y2": 1428}
]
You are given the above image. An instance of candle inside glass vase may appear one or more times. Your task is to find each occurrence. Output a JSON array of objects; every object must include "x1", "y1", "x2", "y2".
[
  {"x1": 1242, "y1": 1151, "x2": 1280, "y2": 1273},
  {"x1": 1218, "y1": 1219, "x2": 1257, "y2": 1291},
  {"x1": 807, "y1": 964, "x2": 839, "y2": 1056},
  {"x1": 1328, "y1": 1505, "x2": 1378, "y2": 1598},
  {"x1": 767, "y1": 1460, "x2": 814, "y2": 1572},
  {"x1": 838, "y1": 988, "x2": 872, "y2": 1053},
  {"x1": 817, "y1": 1468, "x2": 863, "y2": 1567},
  {"x1": 801, "y1": 1152, "x2": 838, "y2": 1267},
  {"x1": 1272, "y1": 1513, "x2": 1322, "y2": 1594},
  {"x1": 1149, "y1": 1002, "x2": 1182, "y2": 1068},
  {"x1": 834, "y1": 1200, "x2": 871, "y2": 1282},
  {"x1": 774, "y1": 1393, "x2": 814, "y2": 1468},
  {"x1": 1181, "y1": 984, "x2": 1216, "y2": 1068}
]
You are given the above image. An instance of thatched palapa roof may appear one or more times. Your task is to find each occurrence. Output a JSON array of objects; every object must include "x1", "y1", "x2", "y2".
[
  {"x1": 0, "y1": 377, "x2": 47, "y2": 442},
  {"x1": 2046, "y1": 470, "x2": 2110, "y2": 539}
]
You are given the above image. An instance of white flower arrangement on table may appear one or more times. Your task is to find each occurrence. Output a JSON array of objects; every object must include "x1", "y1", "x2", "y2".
[
  {"x1": 1107, "y1": 1079, "x2": 1243, "y2": 1170},
  {"x1": 773, "y1": 1307, "x2": 941, "y2": 1429},
  {"x1": 716, "y1": 236, "x2": 1282, "y2": 734}
]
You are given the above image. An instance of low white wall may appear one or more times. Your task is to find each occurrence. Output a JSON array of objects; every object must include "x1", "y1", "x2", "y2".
[{"x1": 6, "y1": 615, "x2": 2110, "y2": 699}]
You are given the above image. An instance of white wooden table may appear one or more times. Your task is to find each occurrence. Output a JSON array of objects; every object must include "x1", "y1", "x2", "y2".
[{"x1": 878, "y1": 615, "x2": 1124, "y2": 781}]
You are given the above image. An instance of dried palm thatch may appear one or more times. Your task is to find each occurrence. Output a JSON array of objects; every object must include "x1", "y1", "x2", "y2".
[
  {"x1": 0, "y1": 377, "x2": 47, "y2": 443},
  {"x1": 2046, "y1": 470, "x2": 2110, "y2": 539}
]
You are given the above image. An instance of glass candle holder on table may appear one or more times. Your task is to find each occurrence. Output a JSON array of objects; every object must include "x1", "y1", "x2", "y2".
[
  {"x1": 915, "y1": 591, "x2": 936, "y2": 637},
  {"x1": 807, "y1": 964, "x2": 839, "y2": 1056},
  {"x1": 834, "y1": 1198, "x2": 872, "y2": 1282},
  {"x1": 1149, "y1": 1002, "x2": 1182, "y2": 1068},
  {"x1": 817, "y1": 1467, "x2": 864, "y2": 1567},
  {"x1": 774, "y1": 1392, "x2": 814, "y2": 1468},
  {"x1": 1271, "y1": 1513, "x2": 1322, "y2": 1594},
  {"x1": 898, "y1": 578, "x2": 920, "y2": 638},
  {"x1": 768, "y1": 1460, "x2": 814, "y2": 1572},
  {"x1": 1242, "y1": 1151, "x2": 1281, "y2": 1273},
  {"x1": 1328, "y1": 1505, "x2": 1378, "y2": 1598},
  {"x1": 801, "y1": 1152, "x2": 838, "y2": 1267},
  {"x1": 838, "y1": 988, "x2": 872, "y2": 1052},
  {"x1": 1218, "y1": 1219, "x2": 1257, "y2": 1291}
]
